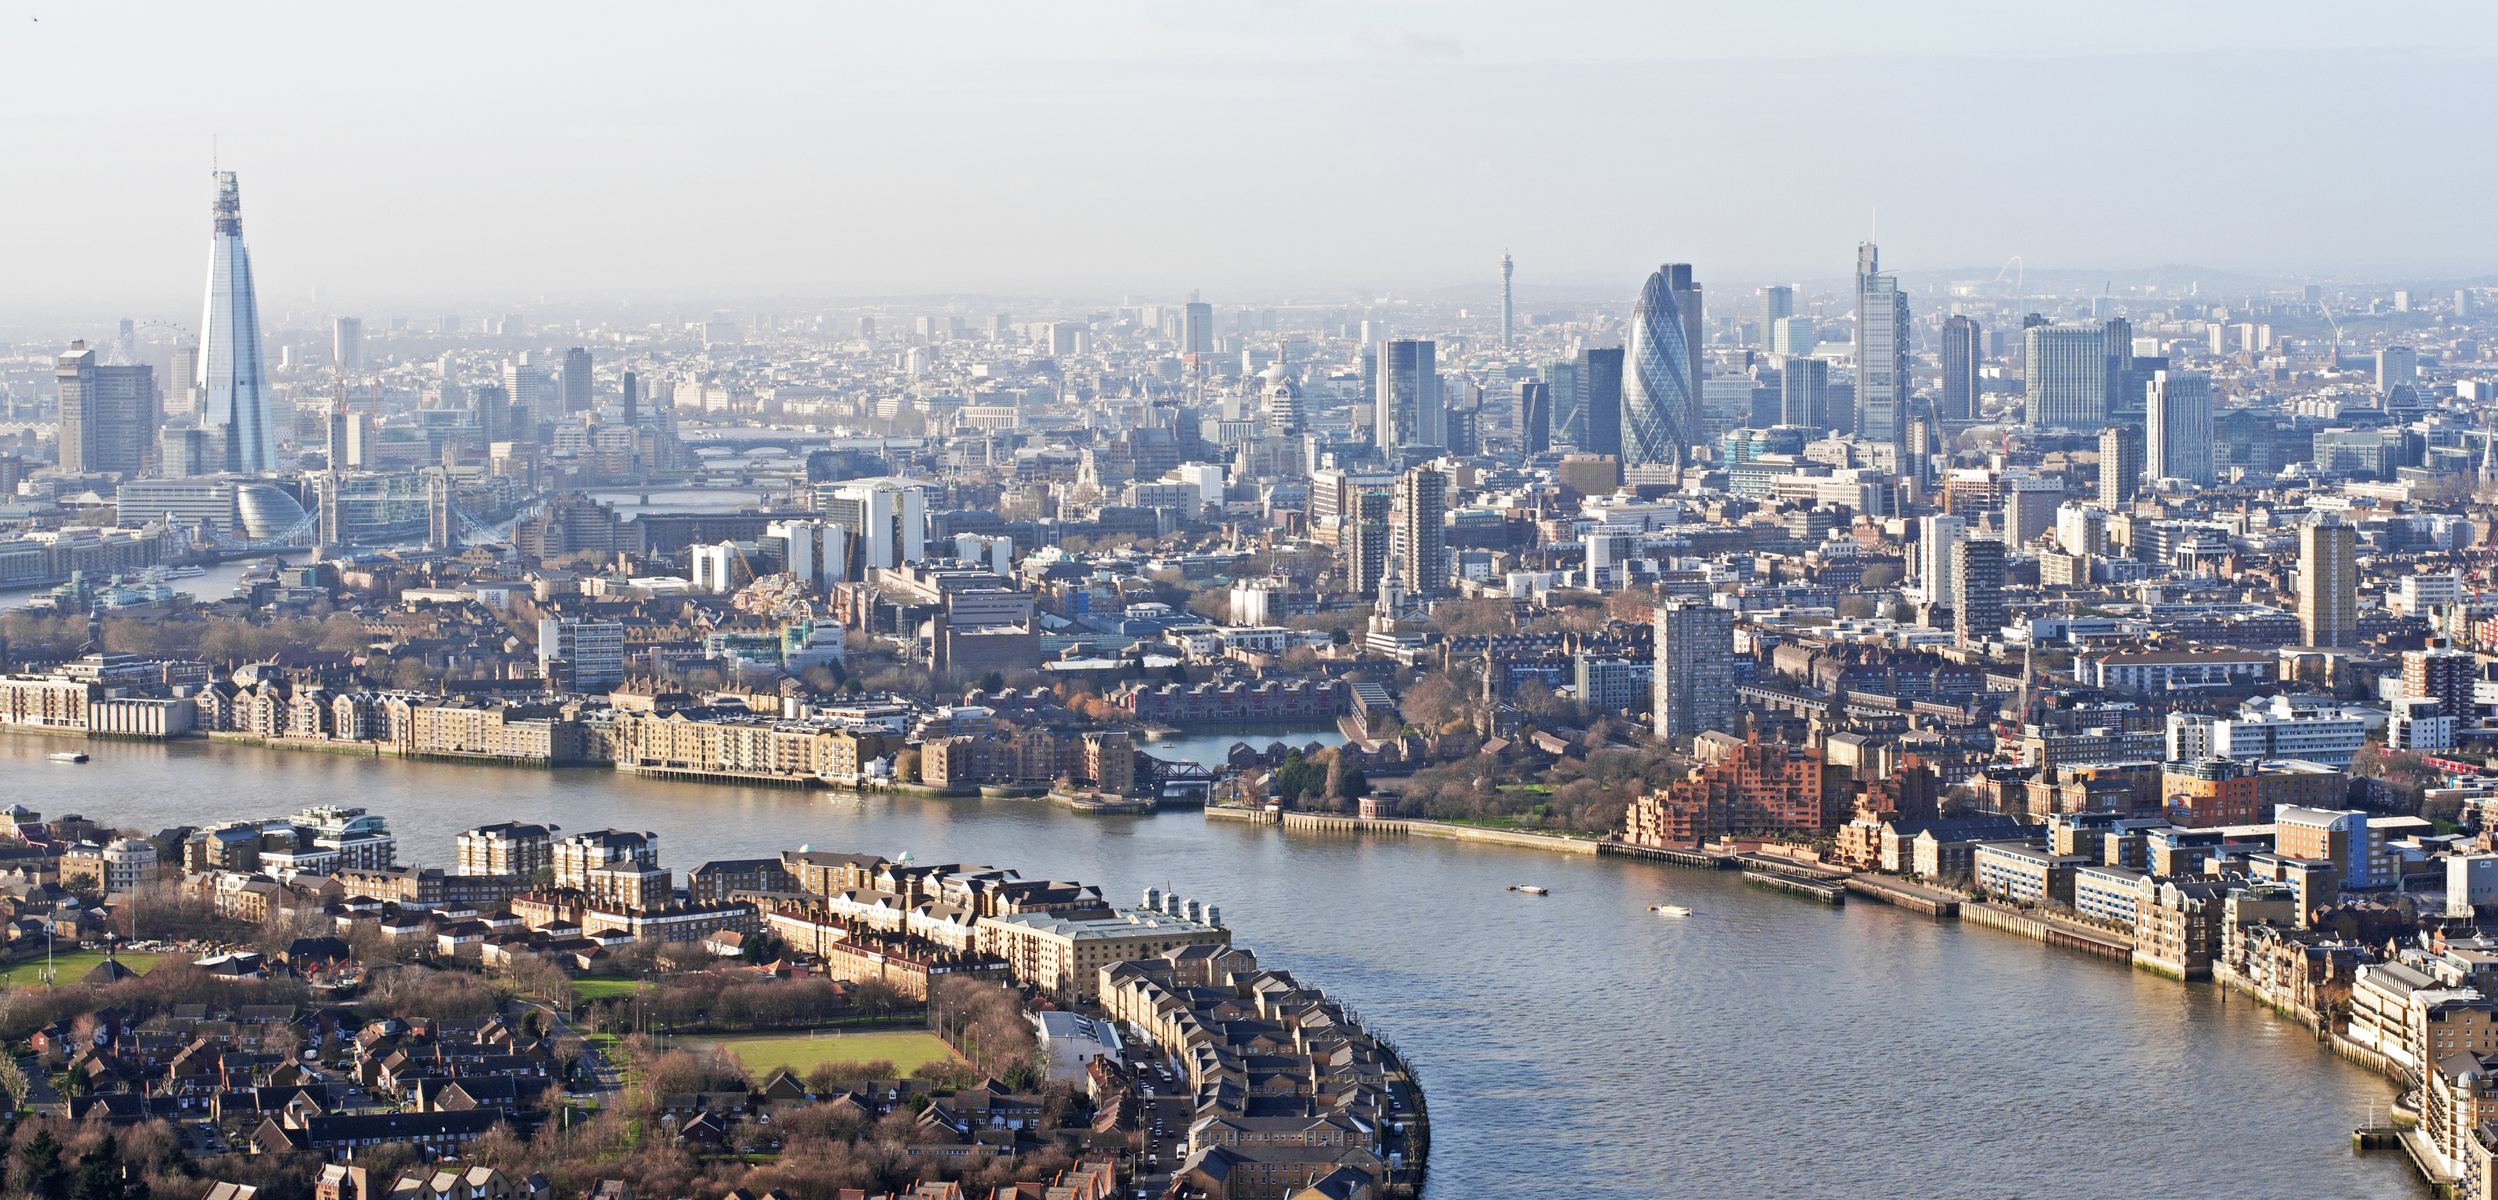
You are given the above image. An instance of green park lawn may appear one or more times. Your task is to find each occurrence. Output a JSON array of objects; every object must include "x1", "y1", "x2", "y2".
[
  {"x1": 0, "y1": 952, "x2": 161, "y2": 987},
  {"x1": 571, "y1": 978, "x2": 644, "y2": 1001},
  {"x1": 691, "y1": 1030, "x2": 958, "y2": 1077}
]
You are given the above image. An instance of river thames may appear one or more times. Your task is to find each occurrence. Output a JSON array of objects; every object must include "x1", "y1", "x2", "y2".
[{"x1": 1, "y1": 735, "x2": 2421, "y2": 1198}]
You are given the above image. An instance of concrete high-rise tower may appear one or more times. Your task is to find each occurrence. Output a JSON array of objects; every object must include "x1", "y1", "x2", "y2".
[
  {"x1": 2098, "y1": 425, "x2": 2143, "y2": 509},
  {"x1": 1501, "y1": 252, "x2": 1515, "y2": 351},
  {"x1": 1652, "y1": 600, "x2": 1735, "y2": 742},
  {"x1": 2299, "y1": 513, "x2": 2358, "y2": 648},
  {"x1": 332, "y1": 317, "x2": 362, "y2": 372},
  {"x1": 199, "y1": 171, "x2": 279, "y2": 473},
  {"x1": 1855, "y1": 243, "x2": 1910, "y2": 448},
  {"x1": 1940, "y1": 315, "x2": 1980, "y2": 422},
  {"x1": 56, "y1": 342, "x2": 157, "y2": 476},
  {"x1": 2023, "y1": 324, "x2": 2109, "y2": 428},
  {"x1": 2146, "y1": 370, "x2": 2214, "y2": 486},
  {"x1": 1395, "y1": 465, "x2": 1447, "y2": 593},
  {"x1": 1624, "y1": 263, "x2": 1700, "y2": 475}
]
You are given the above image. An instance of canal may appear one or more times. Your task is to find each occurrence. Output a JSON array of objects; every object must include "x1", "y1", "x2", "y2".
[{"x1": 1, "y1": 736, "x2": 2420, "y2": 1198}]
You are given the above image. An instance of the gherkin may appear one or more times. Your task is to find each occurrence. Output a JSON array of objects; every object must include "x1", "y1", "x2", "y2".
[{"x1": 1624, "y1": 263, "x2": 1700, "y2": 475}]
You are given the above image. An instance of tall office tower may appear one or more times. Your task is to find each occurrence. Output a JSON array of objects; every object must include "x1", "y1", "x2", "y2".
[
  {"x1": 1395, "y1": 465, "x2": 1447, "y2": 592},
  {"x1": 620, "y1": 370, "x2": 639, "y2": 429},
  {"x1": 472, "y1": 383, "x2": 511, "y2": 443},
  {"x1": 2023, "y1": 323, "x2": 2108, "y2": 427},
  {"x1": 1758, "y1": 285, "x2": 1795, "y2": 348},
  {"x1": 1518, "y1": 381, "x2": 1551, "y2": 455},
  {"x1": 1501, "y1": 253, "x2": 1515, "y2": 350},
  {"x1": 504, "y1": 354, "x2": 545, "y2": 435},
  {"x1": 2145, "y1": 370, "x2": 2215, "y2": 486},
  {"x1": 332, "y1": 317, "x2": 362, "y2": 372},
  {"x1": 1373, "y1": 340, "x2": 1441, "y2": 452},
  {"x1": 1950, "y1": 537, "x2": 2006, "y2": 648},
  {"x1": 2298, "y1": 513, "x2": 2358, "y2": 648},
  {"x1": 1854, "y1": 243, "x2": 1909, "y2": 447},
  {"x1": 166, "y1": 342, "x2": 199, "y2": 416},
  {"x1": 2377, "y1": 346, "x2": 2416, "y2": 393},
  {"x1": 1580, "y1": 346, "x2": 1624, "y2": 457},
  {"x1": 199, "y1": 172, "x2": 279, "y2": 473},
  {"x1": 561, "y1": 347, "x2": 593, "y2": 415},
  {"x1": 1542, "y1": 358, "x2": 1583, "y2": 446},
  {"x1": 1780, "y1": 356, "x2": 1828, "y2": 429},
  {"x1": 2101, "y1": 316, "x2": 2134, "y2": 418},
  {"x1": 55, "y1": 342, "x2": 157, "y2": 476},
  {"x1": 1651, "y1": 600, "x2": 1736, "y2": 742},
  {"x1": 2460, "y1": 290, "x2": 2475, "y2": 319},
  {"x1": 1940, "y1": 315, "x2": 1981, "y2": 421},
  {"x1": 1624, "y1": 263, "x2": 1700, "y2": 474},
  {"x1": 1338, "y1": 489, "x2": 1392, "y2": 596},
  {"x1": 1770, "y1": 315, "x2": 1817, "y2": 356},
  {"x1": 1916, "y1": 514, "x2": 1967, "y2": 604},
  {"x1": 2098, "y1": 424, "x2": 2143, "y2": 509},
  {"x1": 1184, "y1": 301, "x2": 1213, "y2": 354}
]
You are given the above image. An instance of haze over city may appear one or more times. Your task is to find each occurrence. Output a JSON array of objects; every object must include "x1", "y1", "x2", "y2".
[
  {"x1": 11, "y1": 0, "x2": 2498, "y2": 322},
  {"x1": 12, "y1": 6, "x2": 2498, "y2": 1200}
]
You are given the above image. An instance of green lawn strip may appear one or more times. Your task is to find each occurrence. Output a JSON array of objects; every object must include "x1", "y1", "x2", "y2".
[
  {"x1": 686, "y1": 1030, "x2": 960, "y2": 1077},
  {"x1": 0, "y1": 953, "x2": 162, "y2": 987}
]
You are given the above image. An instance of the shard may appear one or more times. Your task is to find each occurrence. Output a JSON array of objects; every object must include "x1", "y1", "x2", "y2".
[{"x1": 199, "y1": 171, "x2": 278, "y2": 473}]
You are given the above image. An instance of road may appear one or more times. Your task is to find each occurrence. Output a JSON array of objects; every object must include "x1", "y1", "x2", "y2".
[{"x1": 517, "y1": 999, "x2": 624, "y2": 1108}]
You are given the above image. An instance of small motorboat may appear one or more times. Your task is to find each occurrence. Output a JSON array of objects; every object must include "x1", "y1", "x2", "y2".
[
  {"x1": 47, "y1": 752, "x2": 88, "y2": 763},
  {"x1": 1508, "y1": 885, "x2": 1549, "y2": 895},
  {"x1": 1650, "y1": 905, "x2": 1693, "y2": 916}
]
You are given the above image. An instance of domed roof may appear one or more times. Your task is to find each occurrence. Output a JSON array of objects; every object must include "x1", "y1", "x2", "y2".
[
  {"x1": 1259, "y1": 364, "x2": 1300, "y2": 397},
  {"x1": 235, "y1": 483, "x2": 307, "y2": 540}
]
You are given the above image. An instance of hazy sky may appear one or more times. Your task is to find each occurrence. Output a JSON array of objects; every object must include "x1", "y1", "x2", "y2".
[{"x1": 10, "y1": 1, "x2": 2498, "y2": 321}]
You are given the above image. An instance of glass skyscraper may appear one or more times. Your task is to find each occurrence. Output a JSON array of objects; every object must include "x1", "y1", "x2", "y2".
[
  {"x1": 1624, "y1": 264, "x2": 1698, "y2": 474},
  {"x1": 199, "y1": 171, "x2": 279, "y2": 472},
  {"x1": 1855, "y1": 242, "x2": 1909, "y2": 448}
]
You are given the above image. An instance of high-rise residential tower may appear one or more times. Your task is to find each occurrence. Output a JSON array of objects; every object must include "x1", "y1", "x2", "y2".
[
  {"x1": 1395, "y1": 465, "x2": 1447, "y2": 593},
  {"x1": 2146, "y1": 370, "x2": 2215, "y2": 486},
  {"x1": 1758, "y1": 285, "x2": 1795, "y2": 349},
  {"x1": 1624, "y1": 263, "x2": 1700, "y2": 474},
  {"x1": 1373, "y1": 340, "x2": 1441, "y2": 453},
  {"x1": 1652, "y1": 600, "x2": 1735, "y2": 742},
  {"x1": 1854, "y1": 243, "x2": 1910, "y2": 447},
  {"x1": 2098, "y1": 425, "x2": 2143, "y2": 509},
  {"x1": 2023, "y1": 323, "x2": 2108, "y2": 428},
  {"x1": 199, "y1": 172, "x2": 279, "y2": 473},
  {"x1": 1951, "y1": 538, "x2": 2005, "y2": 647},
  {"x1": 56, "y1": 342, "x2": 157, "y2": 476},
  {"x1": 2298, "y1": 513, "x2": 2358, "y2": 648},
  {"x1": 1940, "y1": 315, "x2": 1981, "y2": 422}
]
